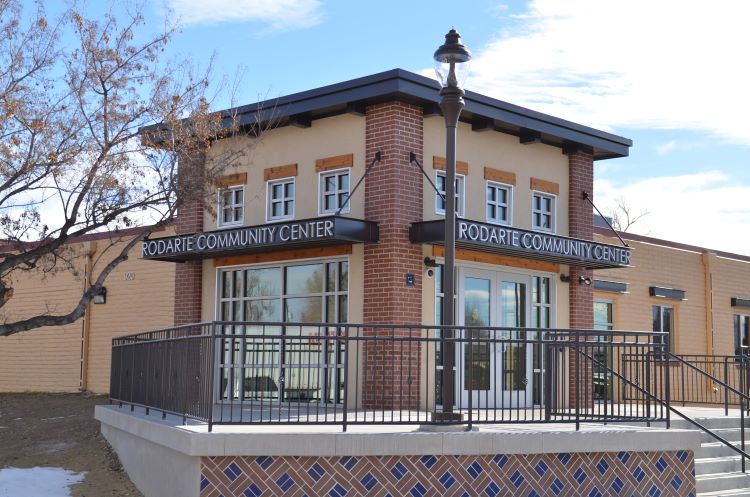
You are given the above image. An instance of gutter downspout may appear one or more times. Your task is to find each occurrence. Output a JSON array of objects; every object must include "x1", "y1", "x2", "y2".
[
  {"x1": 702, "y1": 251, "x2": 716, "y2": 356},
  {"x1": 79, "y1": 241, "x2": 97, "y2": 392}
]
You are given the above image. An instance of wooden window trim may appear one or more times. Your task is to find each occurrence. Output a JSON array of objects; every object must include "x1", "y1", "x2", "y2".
[
  {"x1": 484, "y1": 167, "x2": 516, "y2": 185},
  {"x1": 315, "y1": 154, "x2": 353, "y2": 172},
  {"x1": 530, "y1": 177, "x2": 560, "y2": 195},
  {"x1": 216, "y1": 172, "x2": 247, "y2": 188},
  {"x1": 433, "y1": 156, "x2": 469, "y2": 175},
  {"x1": 214, "y1": 245, "x2": 352, "y2": 267},
  {"x1": 432, "y1": 245, "x2": 559, "y2": 273},
  {"x1": 264, "y1": 163, "x2": 298, "y2": 181}
]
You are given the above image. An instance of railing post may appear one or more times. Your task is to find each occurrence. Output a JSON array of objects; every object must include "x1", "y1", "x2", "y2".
[
  {"x1": 544, "y1": 341, "x2": 552, "y2": 421},
  {"x1": 645, "y1": 345, "x2": 651, "y2": 424},
  {"x1": 573, "y1": 330, "x2": 581, "y2": 431},
  {"x1": 208, "y1": 323, "x2": 216, "y2": 432},
  {"x1": 342, "y1": 329, "x2": 349, "y2": 433},
  {"x1": 725, "y1": 357, "x2": 730, "y2": 416},
  {"x1": 664, "y1": 334, "x2": 671, "y2": 429},
  {"x1": 467, "y1": 327, "x2": 473, "y2": 432},
  {"x1": 741, "y1": 362, "x2": 746, "y2": 473}
]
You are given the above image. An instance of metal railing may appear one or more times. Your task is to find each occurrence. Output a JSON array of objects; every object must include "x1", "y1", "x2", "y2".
[{"x1": 109, "y1": 322, "x2": 669, "y2": 431}]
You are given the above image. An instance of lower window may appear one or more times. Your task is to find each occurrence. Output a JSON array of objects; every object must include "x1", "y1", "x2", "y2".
[
  {"x1": 736, "y1": 314, "x2": 750, "y2": 355},
  {"x1": 217, "y1": 259, "x2": 349, "y2": 403},
  {"x1": 652, "y1": 305, "x2": 674, "y2": 359}
]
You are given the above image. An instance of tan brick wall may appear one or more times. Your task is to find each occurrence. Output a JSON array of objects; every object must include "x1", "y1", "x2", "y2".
[
  {"x1": 0, "y1": 236, "x2": 175, "y2": 394},
  {"x1": 706, "y1": 255, "x2": 750, "y2": 356},
  {"x1": 594, "y1": 236, "x2": 708, "y2": 355}
]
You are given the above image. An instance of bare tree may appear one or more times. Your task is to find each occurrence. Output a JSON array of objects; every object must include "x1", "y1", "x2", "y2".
[
  {"x1": 0, "y1": 2, "x2": 267, "y2": 336},
  {"x1": 608, "y1": 197, "x2": 650, "y2": 232}
]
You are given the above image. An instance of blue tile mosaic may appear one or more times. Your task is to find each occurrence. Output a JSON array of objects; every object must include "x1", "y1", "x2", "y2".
[
  {"x1": 589, "y1": 488, "x2": 603, "y2": 497},
  {"x1": 649, "y1": 485, "x2": 662, "y2": 497},
  {"x1": 242, "y1": 483, "x2": 262, "y2": 497},
  {"x1": 200, "y1": 476, "x2": 210, "y2": 491},
  {"x1": 420, "y1": 455, "x2": 437, "y2": 469},
  {"x1": 223, "y1": 462, "x2": 241, "y2": 482},
  {"x1": 485, "y1": 482, "x2": 501, "y2": 497},
  {"x1": 467, "y1": 461, "x2": 484, "y2": 479},
  {"x1": 656, "y1": 457, "x2": 668, "y2": 473},
  {"x1": 558, "y1": 453, "x2": 572, "y2": 465},
  {"x1": 677, "y1": 451, "x2": 688, "y2": 463},
  {"x1": 391, "y1": 462, "x2": 408, "y2": 480},
  {"x1": 612, "y1": 477, "x2": 625, "y2": 493},
  {"x1": 633, "y1": 466, "x2": 646, "y2": 482},
  {"x1": 308, "y1": 462, "x2": 325, "y2": 482},
  {"x1": 671, "y1": 476, "x2": 683, "y2": 490},
  {"x1": 511, "y1": 470, "x2": 525, "y2": 488},
  {"x1": 439, "y1": 471, "x2": 456, "y2": 489},
  {"x1": 535, "y1": 460, "x2": 549, "y2": 477},
  {"x1": 276, "y1": 473, "x2": 294, "y2": 492},
  {"x1": 493, "y1": 455, "x2": 508, "y2": 468},
  {"x1": 410, "y1": 482, "x2": 427, "y2": 497},
  {"x1": 597, "y1": 458, "x2": 609, "y2": 475},
  {"x1": 361, "y1": 473, "x2": 378, "y2": 492},
  {"x1": 574, "y1": 467, "x2": 587, "y2": 484},
  {"x1": 329, "y1": 482, "x2": 347, "y2": 497},
  {"x1": 551, "y1": 478, "x2": 565, "y2": 495},
  {"x1": 340, "y1": 456, "x2": 358, "y2": 471},
  {"x1": 255, "y1": 456, "x2": 273, "y2": 470}
]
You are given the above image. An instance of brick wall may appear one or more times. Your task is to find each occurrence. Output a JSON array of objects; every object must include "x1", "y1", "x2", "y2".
[
  {"x1": 362, "y1": 102, "x2": 424, "y2": 409},
  {"x1": 174, "y1": 150, "x2": 206, "y2": 325},
  {"x1": 568, "y1": 150, "x2": 594, "y2": 404}
]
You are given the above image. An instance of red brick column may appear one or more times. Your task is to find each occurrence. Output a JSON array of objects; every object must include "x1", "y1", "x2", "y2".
[
  {"x1": 174, "y1": 150, "x2": 205, "y2": 326},
  {"x1": 567, "y1": 149, "x2": 594, "y2": 407},
  {"x1": 362, "y1": 102, "x2": 424, "y2": 409}
]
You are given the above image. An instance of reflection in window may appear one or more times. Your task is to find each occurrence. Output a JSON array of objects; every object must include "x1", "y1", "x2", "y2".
[
  {"x1": 464, "y1": 277, "x2": 491, "y2": 391},
  {"x1": 502, "y1": 281, "x2": 526, "y2": 392},
  {"x1": 217, "y1": 260, "x2": 348, "y2": 403},
  {"x1": 593, "y1": 301, "x2": 614, "y2": 401}
]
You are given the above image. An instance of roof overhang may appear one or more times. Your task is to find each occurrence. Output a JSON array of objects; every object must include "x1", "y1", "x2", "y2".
[
  {"x1": 410, "y1": 219, "x2": 631, "y2": 269},
  {"x1": 142, "y1": 216, "x2": 378, "y2": 262},
  {"x1": 145, "y1": 69, "x2": 632, "y2": 161}
]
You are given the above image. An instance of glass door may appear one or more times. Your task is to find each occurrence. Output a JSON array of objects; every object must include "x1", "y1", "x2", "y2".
[{"x1": 457, "y1": 268, "x2": 533, "y2": 409}]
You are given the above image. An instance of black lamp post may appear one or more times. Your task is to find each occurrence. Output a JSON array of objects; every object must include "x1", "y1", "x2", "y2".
[{"x1": 434, "y1": 28, "x2": 471, "y2": 420}]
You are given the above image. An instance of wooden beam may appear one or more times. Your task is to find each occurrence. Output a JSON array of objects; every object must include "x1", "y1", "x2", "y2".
[
  {"x1": 215, "y1": 172, "x2": 247, "y2": 187},
  {"x1": 433, "y1": 156, "x2": 469, "y2": 175},
  {"x1": 345, "y1": 102, "x2": 366, "y2": 116},
  {"x1": 315, "y1": 153, "x2": 354, "y2": 172},
  {"x1": 472, "y1": 118, "x2": 494, "y2": 132},
  {"x1": 530, "y1": 177, "x2": 560, "y2": 195},
  {"x1": 519, "y1": 129, "x2": 542, "y2": 144},
  {"x1": 288, "y1": 113, "x2": 312, "y2": 128},
  {"x1": 484, "y1": 167, "x2": 516, "y2": 185},
  {"x1": 214, "y1": 244, "x2": 352, "y2": 267},
  {"x1": 264, "y1": 163, "x2": 298, "y2": 181},
  {"x1": 433, "y1": 245, "x2": 560, "y2": 273}
]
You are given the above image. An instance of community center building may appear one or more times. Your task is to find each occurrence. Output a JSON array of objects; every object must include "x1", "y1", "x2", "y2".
[{"x1": 3, "y1": 68, "x2": 750, "y2": 497}]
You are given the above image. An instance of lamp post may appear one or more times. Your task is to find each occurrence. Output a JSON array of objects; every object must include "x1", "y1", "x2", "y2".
[{"x1": 434, "y1": 29, "x2": 471, "y2": 420}]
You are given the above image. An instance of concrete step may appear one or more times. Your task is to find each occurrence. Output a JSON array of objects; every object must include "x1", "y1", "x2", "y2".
[
  {"x1": 697, "y1": 472, "x2": 750, "y2": 493},
  {"x1": 696, "y1": 455, "x2": 745, "y2": 475},
  {"x1": 700, "y1": 428, "x2": 748, "y2": 444},
  {"x1": 698, "y1": 488, "x2": 750, "y2": 497},
  {"x1": 699, "y1": 442, "x2": 749, "y2": 459},
  {"x1": 671, "y1": 417, "x2": 750, "y2": 430}
]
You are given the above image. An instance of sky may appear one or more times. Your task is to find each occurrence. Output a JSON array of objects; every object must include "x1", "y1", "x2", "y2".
[{"x1": 31, "y1": 0, "x2": 750, "y2": 255}]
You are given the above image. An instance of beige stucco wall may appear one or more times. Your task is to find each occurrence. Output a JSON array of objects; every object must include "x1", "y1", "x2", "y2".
[
  {"x1": 205, "y1": 114, "x2": 366, "y2": 229},
  {"x1": 0, "y1": 236, "x2": 175, "y2": 394},
  {"x1": 422, "y1": 117, "x2": 570, "y2": 236},
  {"x1": 706, "y1": 254, "x2": 750, "y2": 356}
]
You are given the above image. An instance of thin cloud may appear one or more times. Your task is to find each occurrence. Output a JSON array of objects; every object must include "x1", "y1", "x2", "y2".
[
  {"x1": 595, "y1": 171, "x2": 750, "y2": 255},
  {"x1": 468, "y1": 0, "x2": 750, "y2": 145},
  {"x1": 166, "y1": 0, "x2": 323, "y2": 30}
]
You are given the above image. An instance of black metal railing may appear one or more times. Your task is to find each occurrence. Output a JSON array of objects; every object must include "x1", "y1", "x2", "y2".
[
  {"x1": 623, "y1": 353, "x2": 750, "y2": 413},
  {"x1": 109, "y1": 322, "x2": 669, "y2": 431}
]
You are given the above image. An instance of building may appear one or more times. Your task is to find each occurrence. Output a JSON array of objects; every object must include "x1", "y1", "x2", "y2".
[{"x1": 7, "y1": 68, "x2": 750, "y2": 496}]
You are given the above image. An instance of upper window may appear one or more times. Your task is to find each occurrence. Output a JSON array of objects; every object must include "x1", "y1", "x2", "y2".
[
  {"x1": 486, "y1": 181, "x2": 512, "y2": 225},
  {"x1": 735, "y1": 314, "x2": 750, "y2": 355},
  {"x1": 532, "y1": 191, "x2": 555, "y2": 233},
  {"x1": 436, "y1": 172, "x2": 465, "y2": 217},
  {"x1": 319, "y1": 168, "x2": 350, "y2": 215},
  {"x1": 219, "y1": 185, "x2": 244, "y2": 227},
  {"x1": 652, "y1": 304, "x2": 674, "y2": 358},
  {"x1": 267, "y1": 177, "x2": 295, "y2": 222}
]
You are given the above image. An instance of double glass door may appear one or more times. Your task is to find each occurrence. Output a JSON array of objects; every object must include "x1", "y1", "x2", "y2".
[{"x1": 458, "y1": 268, "x2": 533, "y2": 408}]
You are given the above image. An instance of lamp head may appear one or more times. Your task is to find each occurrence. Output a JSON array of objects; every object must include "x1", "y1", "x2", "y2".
[{"x1": 433, "y1": 28, "x2": 472, "y2": 89}]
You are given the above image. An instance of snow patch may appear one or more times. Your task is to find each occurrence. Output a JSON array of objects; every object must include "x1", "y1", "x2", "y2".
[{"x1": 0, "y1": 467, "x2": 85, "y2": 497}]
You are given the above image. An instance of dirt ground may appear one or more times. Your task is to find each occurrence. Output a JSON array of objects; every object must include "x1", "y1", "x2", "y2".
[{"x1": 0, "y1": 392, "x2": 143, "y2": 497}]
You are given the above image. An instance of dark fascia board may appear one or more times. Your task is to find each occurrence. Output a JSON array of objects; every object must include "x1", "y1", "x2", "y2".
[
  {"x1": 219, "y1": 69, "x2": 632, "y2": 160},
  {"x1": 732, "y1": 297, "x2": 750, "y2": 309},
  {"x1": 649, "y1": 286, "x2": 686, "y2": 301}
]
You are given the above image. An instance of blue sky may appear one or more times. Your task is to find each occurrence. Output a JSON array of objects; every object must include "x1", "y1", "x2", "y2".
[{"x1": 35, "y1": 0, "x2": 750, "y2": 254}]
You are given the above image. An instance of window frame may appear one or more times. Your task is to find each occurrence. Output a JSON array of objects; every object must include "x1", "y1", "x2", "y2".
[
  {"x1": 318, "y1": 167, "x2": 351, "y2": 216},
  {"x1": 531, "y1": 190, "x2": 556, "y2": 233},
  {"x1": 485, "y1": 180, "x2": 513, "y2": 226},
  {"x1": 435, "y1": 171, "x2": 466, "y2": 218},
  {"x1": 217, "y1": 185, "x2": 245, "y2": 228},
  {"x1": 735, "y1": 314, "x2": 750, "y2": 355},
  {"x1": 266, "y1": 176, "x2": 296, "y2": 223},
  {"x1": 652, "y1": 304, "x2": 675, "y2": 358}
]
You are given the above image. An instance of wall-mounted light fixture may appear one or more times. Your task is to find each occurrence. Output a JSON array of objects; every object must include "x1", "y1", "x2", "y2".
[
  {"x1": 560, "y1": 274, "x2": 571, "y2": 283},
  {"x1": 92, "y1": 287, "x2": 107, "y2": 304},
  {"x1": 649, "y1": 286, "x2": 686, "y2": 301},
  {"x1": 423, "y1": 257, "x2": 439, "y2": 268},
  {"x1": 579, "y1": 275, "x2": 592, "y2": 286}
]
